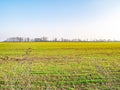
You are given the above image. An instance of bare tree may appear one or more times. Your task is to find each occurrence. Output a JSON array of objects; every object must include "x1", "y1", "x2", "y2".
[{"x1": 53, "y1": 38, "x2": 58, "y2": 42}]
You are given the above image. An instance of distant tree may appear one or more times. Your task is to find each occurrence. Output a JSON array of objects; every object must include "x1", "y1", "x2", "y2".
[
  {"x1": 24, "y1": 37, "x2": 30, "y2": 42},
  {"x1": 61, "y1": 38, "x2": 70, "y2": 42},
  {"x1": 19, "y1": 37, "x2": 24, "y2": 42},
  {"x1": 53, "y1": 38, "x2": 58, "y2": 42},
  {"x1": 34, "y1": 38, "x2": 42, "y2": 42},
  {"x1": 27, "y1": 37, "x2": 30, "y2": 42},
  {"x1": 41, "y1": 36, "x2": 48, "y2": 41}
]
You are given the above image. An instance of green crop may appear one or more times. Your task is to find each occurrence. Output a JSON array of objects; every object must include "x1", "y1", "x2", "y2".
[{"x1": 0, "y1": 42, "x2": 120, "y2": 90}]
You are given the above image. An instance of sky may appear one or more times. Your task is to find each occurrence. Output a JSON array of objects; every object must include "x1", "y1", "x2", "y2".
[{"x1": 0, "y1": 0, "x2": 120, "y2": 41}]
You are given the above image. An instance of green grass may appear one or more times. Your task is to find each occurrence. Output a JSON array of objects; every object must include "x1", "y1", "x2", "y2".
[{"x1": 0, "y1": 42, "x2": 120, "y2": 90}]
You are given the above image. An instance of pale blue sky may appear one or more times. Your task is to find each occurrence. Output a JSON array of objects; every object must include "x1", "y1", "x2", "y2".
[{"x1": 0, "y1": 0, "x2": 120, "y2": 41}]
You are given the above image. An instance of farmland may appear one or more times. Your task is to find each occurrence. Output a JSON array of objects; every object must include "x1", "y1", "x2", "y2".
[{"x1": 0, "y1": 42, "x2": 120, "y2": 90}]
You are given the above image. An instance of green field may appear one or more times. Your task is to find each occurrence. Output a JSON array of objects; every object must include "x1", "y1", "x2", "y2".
[{"x1": 0, "y1": 42, "x2": 120, "y2": 90}]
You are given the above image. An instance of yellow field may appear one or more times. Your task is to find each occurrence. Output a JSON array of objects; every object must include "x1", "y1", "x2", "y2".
[{"x1": 0, "y1": 42, "x2": 120, "y2": 89}]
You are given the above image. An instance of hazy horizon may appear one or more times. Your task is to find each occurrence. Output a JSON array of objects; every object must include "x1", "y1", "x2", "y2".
[{"x1": 0, "y1": 0, "x2": 120, "y2": 41}]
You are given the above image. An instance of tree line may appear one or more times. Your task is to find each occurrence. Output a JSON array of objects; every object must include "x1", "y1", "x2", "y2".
[{"x1": 3, "y1": 37, "x2": 118, "y2": 42}]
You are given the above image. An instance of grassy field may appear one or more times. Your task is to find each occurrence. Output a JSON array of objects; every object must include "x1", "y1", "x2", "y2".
[{"x1": 0, "y1": 42, "x2": 120, "y2": 90}]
